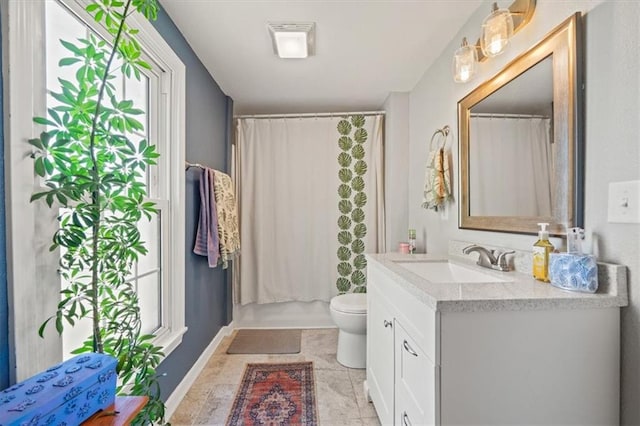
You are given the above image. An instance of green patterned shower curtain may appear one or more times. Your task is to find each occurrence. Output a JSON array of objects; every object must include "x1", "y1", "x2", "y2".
[{"x1": 336, "y1": 115, "x2": 376, "y2": 294}]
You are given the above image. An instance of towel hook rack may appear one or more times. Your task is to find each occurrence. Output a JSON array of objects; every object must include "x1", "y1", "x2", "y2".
[
  {"x1": 185, "y1": 161, "x2": 208, "y2": 171},
  {"x1": 429, "y1": 125, "x2": 451, "y2": 151}
]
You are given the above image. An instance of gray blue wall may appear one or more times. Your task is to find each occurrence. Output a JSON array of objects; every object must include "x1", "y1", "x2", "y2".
[
  {"x1": 0, "y1": 8, "x2": 9, "y2": 390},
  {"x1": 150, "y1": 6, "x2": 233, "y2": 400}
]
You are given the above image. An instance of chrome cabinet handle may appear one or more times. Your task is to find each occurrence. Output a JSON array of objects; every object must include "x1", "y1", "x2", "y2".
[
  {"x1": 383, "y1": 320, "x2": 393, "y2": 328},
  {"x1": 403, "y1": 412, "x2": 412, "y2": 426},
  {"x1": 403, "y1": 340, "x2": 418, "y2": 357}
]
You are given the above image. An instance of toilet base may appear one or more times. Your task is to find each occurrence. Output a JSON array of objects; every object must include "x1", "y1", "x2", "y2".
[{"x1": 336, "y1": 330, "x2": 366, "y2": 369}]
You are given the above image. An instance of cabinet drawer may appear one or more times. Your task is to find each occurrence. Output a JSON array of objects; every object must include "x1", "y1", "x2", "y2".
[
  {"x1": 395, "y1": 321, "x2": 437, "y2": 426},
  {"x1": 369, "y1": 263, "x2": 438, "y2": 364}
]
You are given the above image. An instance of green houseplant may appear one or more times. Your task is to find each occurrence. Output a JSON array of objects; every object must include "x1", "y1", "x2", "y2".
[{"x1": 28, "y1": 0, "x2": 167, "y2": 423}]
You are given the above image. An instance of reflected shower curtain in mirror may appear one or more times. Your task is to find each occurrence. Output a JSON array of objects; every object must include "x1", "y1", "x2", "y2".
[
  {"x1": 469, "y1": 116, "x2": 552, "y2": 217},
  {"x1": 234, "y1": 115, "x2": 384, "y2": 305}
]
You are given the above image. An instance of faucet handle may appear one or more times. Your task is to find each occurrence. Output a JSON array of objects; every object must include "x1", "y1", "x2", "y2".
[{"x1": 495, "y1": 250, "x2": 515, "y2": 269}]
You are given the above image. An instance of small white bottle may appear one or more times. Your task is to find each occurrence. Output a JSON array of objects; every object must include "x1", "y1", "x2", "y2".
[{"x1": 567, "y1": 227, "x2": 585, "y2": 253}]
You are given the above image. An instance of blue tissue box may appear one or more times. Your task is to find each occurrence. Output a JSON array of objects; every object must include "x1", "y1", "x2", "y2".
[
  {"x1": 549, "y1": 253, "x2": 598, "y2": 293},
  {"x1": 0, "y1": 353, "x2": 117, "y2": 426}
]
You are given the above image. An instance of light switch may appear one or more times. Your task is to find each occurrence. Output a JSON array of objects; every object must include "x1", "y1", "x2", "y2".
[{"x1": 608, "y1": 180, "x2": 640, "y2": 223}]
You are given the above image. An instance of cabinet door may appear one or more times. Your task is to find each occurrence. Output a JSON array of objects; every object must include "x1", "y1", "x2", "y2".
[
  {"x1": 367, "y1": 282, "x2": 395, "y2": 425},
  {"x1": 395, "y1": 321, "x2": 437, "y2": 426}
]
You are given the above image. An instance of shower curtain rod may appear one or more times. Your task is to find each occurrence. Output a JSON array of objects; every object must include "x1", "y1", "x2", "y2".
[
  {"x1": 471, "y1": 112, "x2": 550, "y2": 119},
  {"x1": 234, "y1": 110, "x2": 386, "y2": 119}
]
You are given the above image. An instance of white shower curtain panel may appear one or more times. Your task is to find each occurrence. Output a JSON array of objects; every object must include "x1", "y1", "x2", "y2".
[
  {"x1": 235, "y1": 116, "x2": 384, "y2": 305},
  {"x1": 469, "y1": 116, "x2": 552, "y2": 217}
]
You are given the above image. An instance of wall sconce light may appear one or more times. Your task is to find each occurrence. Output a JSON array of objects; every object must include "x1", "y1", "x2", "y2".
[
  {"x1": 452, "y1": 37, "x2": 478, "y2": 83},
  {"x1": 480, "y1": 2, "x2": 514, "y2": 57},
  {"x1": 452, "y1": 0, "x2": 536, "y2": 83}
]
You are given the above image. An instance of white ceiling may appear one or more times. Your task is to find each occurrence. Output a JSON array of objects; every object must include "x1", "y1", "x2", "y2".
[{"x1": 159, "y1": 0, "x2": 484, "y2": 114}]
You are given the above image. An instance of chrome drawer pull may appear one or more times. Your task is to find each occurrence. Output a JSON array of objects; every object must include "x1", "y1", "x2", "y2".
[
  {"x1": 383, "y1": 320, "x2": 393, "y2": 328},
  {"x1": 403, "y1": 340, "x2": 418, "y2": 357},
  {"x1": 403, "y1": 412, "x2": 412, "y2": 426}
]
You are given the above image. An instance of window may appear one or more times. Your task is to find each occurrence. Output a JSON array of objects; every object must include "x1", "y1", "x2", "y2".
[{"x1": 5, "y1": 0, "x2": 186, "y2": 378}]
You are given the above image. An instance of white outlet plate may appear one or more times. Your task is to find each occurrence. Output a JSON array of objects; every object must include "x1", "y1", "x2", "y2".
[{"x1": 608, "y1": 180, "x2": 640, "y2": 223}]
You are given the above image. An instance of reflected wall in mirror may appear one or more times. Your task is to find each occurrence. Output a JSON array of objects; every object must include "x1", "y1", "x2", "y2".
[
  {"x1": 469, "y1": 56, "x2": 553, "y2": 217},
  {"x1": 459, "y1": 13, "x2": 583, "y2": 235}
]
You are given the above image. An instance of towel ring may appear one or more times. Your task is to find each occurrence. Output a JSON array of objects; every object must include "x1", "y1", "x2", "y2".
[{"x1": 429, "y1": 125, "x2": 451, "y2": 151}]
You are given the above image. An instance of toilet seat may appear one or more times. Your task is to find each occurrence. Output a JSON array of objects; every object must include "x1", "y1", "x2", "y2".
[{"x1": 330, "y1": 293, "x2": 367, "y2": 314}]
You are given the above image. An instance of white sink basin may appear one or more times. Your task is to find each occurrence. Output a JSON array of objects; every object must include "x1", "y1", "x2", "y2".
[{"x1": 394, "y1": 261, "x2": 511, "y2": 283}]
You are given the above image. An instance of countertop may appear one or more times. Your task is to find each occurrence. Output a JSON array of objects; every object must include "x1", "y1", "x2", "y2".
[{"x1": 366, "y1": 253, "x2": 628, "y2": 313}]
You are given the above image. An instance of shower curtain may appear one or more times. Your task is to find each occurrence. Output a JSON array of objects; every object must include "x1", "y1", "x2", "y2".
[
  {"x1": 234, "y1": 115, "x2": 384, "y2": 305},
  {"x1": 469, "y1": 116, "x2": 552, "y2": 217}
]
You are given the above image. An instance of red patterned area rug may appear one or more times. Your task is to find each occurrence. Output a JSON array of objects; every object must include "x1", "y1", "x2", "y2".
[{"x1": 226, "y1": 362, "x2": 318, "y2": 426}]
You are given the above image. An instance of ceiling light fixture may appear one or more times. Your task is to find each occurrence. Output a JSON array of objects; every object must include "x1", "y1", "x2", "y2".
[
  {"x1": 267, "y1": 22, "x2": 315, "y2": 59},
  {"x1": 452, "y1": 0, "x2": 536, "y2": 83}
]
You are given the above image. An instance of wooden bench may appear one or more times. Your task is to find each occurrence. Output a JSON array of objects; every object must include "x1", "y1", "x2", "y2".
[{"x1": 82, "y1": 396, "x2": 149, "y2": 425}]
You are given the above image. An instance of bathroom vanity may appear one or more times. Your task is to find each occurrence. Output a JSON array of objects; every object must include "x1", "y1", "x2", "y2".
[{"x1": 365, "y1": 253, "x2": 628, "y2": 426}]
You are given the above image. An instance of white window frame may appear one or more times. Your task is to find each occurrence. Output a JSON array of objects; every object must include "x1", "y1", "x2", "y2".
[{"x1": 4, "y1": 0, "x2": 186, "y2": 380}]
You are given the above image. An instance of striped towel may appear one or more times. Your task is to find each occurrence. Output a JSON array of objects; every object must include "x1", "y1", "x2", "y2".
[
  {"x1": 213, "y1": 170, "x2": 240, "y2": 269},
  {"x1": 193, "y1": 167, "x2": 220, "y2": 267}
]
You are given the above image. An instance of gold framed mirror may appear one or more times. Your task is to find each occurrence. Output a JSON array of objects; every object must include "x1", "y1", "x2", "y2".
[{"x1": 458, "y1": 13, "x2": 583, "y2": 236}]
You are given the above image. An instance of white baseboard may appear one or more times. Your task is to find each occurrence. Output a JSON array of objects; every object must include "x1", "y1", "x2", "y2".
[
  {"x1": 164, "y1": 322, "x2": 235, "y2": 419},
  {"x1": 363, "y1": 379, "x2": 371, "y2": 403}
]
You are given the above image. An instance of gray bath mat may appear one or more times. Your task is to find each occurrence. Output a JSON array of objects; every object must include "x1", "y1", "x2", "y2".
[{"x1": 226, "y1": 329, "x2": 302, "y2": 354}]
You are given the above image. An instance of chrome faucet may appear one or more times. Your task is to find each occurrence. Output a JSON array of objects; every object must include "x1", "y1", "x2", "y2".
[{"x1": 462, "y1": 245, "x2": 514, "y2": 272}]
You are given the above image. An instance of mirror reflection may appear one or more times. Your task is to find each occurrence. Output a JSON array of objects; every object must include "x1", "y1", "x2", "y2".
[{"x1": 469, "y1": 56, "x2": 554, "y2": 217}]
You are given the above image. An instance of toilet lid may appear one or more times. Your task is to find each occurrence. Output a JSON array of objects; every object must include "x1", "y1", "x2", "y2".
[{"x1": 331, "y1": 293, "x2": 367, "y2": 314}]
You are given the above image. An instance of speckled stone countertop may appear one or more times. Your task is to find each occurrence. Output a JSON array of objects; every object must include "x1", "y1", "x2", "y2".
[{"x1": 366, "y1": 252, "x2": 628, "y2": 313}]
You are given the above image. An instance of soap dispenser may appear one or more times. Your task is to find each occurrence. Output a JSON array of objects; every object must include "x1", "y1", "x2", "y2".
[
  {"x1": 408, "y1": 229, "x2": 416, "y2": 254},
  {"x1": 533, "y1": 222, "x2": 554, "y2": 282}
]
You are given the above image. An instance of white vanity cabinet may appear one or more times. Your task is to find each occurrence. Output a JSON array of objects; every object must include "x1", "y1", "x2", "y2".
[
  {"x1": 367, "y1": 262, "x2": 438, "y2": 426},
  {"x1": 366, "y1": 257, "x2": 623, "y2": 426}
]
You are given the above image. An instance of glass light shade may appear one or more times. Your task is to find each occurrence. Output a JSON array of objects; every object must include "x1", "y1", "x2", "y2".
[
  {"x1": 274, "y1": 32, "x2": 308, "y2": 58},
  {"x1": 480, "y1": 2, "x2": 514, "y2": 57},
  {"x1": 452, "y1": 38, "x2": 478, "y2": 83}
]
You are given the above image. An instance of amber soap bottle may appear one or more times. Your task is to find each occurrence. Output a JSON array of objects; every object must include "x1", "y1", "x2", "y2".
[{"x1": 533, "y1": 223, "x2": 554, "y2": 282}]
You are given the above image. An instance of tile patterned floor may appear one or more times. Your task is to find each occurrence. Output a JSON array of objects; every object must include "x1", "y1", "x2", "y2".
[{"x1": 170, "y1": 328, "x2": 382, "y2": 426}]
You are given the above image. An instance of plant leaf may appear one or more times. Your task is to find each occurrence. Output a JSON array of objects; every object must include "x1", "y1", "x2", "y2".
[{"x1": 59, "y1": 57, "x2": 81, "y2": 67}]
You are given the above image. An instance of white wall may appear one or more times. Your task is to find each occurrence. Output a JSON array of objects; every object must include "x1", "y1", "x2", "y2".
[
  {"x1": 585, "y1": 5, "x2": 640, "y2": 423},
  {"x1": 383, "y1": 92, "x2": 410, "y2": 251},
  {"x1": 407, "y1": 1, "x2": 640, "y2": 423}
]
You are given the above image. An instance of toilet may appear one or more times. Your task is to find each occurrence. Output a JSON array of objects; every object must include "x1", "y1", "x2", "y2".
[{"x1": 330, "y1": 293, "x2": 367, "y2": 369}]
